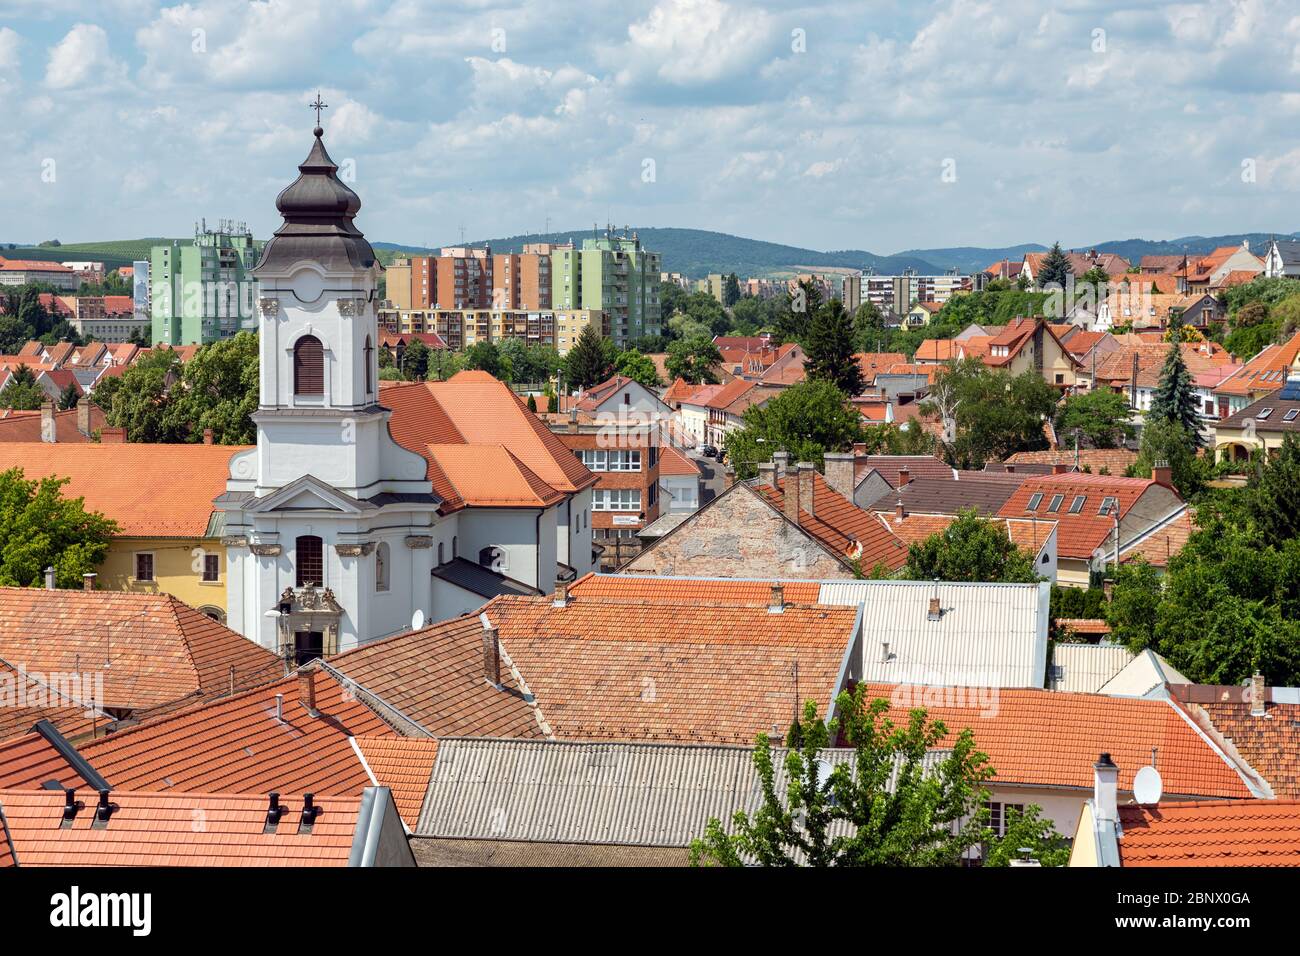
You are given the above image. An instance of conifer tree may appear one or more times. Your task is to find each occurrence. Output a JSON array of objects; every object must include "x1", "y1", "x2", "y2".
[
  {"x1": 1037, "y1": 241, "x2": 1072, "y2": 289},
  {"x1": 803, "y1": 299, "x2": 865, "y2": 397},
  {"x1": 1149, "y1": 342, "x2": 1202, "y2": 448}
]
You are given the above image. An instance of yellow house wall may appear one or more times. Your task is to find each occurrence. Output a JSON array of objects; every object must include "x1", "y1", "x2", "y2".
[{"x1": 96, "y1": 536, "x2": 227, "y2": 618}]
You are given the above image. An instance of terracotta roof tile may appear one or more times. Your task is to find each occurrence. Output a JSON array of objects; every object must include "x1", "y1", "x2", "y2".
[
  {"x1": 353, "y1": 736, "x2": 439, "y2": 828},
  {"x1": 1122, "y1": 510, "x2": 1195, "y2": 568},
  {"x1": 1200, "y1": 701, "x2": 1300, "y2": 799},
  {"x1": 0, "y1": 588, "x2": 283, "y2": 712},
  {"x1": 328, "y1": 614, "x2": 545, "y2": 739},
  {"x1": 0, "y1": 660, "x2": 103, "y2": 743},
  {"x1": 0, "y1": 787, "x2": 363, "y2": 867},
  {"x1": 484, "y1": 592, "x2": 859, "y2": 745},
  {"x1": 1118, "y1": 800, "x2": 1300, "y2": 866},
  {"x1": 0, "y1": 731, "x2": 95, "y2": 791},
  {"x1": 753, "y1": 472, "x2": 909, "y2": 570},
  {"x1": 856, "y1": 683, "x2": 1251, "y2": 798},
  {"x1": 0, "y1": 442, "x2": 241, "y2": 536},
  {"x1": 568, "y1": 572, "x2": 822, "y2": 606},
  {"x1": 998, "y1": 473, "x2": 1168, "y2": 558},
  {"x1": 657, "y1": 445, "x2": 700, "y2": 476}
]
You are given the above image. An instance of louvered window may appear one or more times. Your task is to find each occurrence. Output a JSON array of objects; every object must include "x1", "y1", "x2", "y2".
[{"x1": 294, "y1": 335, "x2": 324, "y2": 395}]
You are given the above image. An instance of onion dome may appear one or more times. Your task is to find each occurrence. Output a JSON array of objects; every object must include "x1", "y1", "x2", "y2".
[{"x1": 254, "y1": 126, "x2": 377, "y2": 275}]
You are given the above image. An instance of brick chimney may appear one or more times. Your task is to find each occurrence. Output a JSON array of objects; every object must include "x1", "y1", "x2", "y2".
[
  {"x1": 768, "y1": 582, "x2": 784, "y2": 614},
  {"x1": 897, "y1": 466, "x2": 911, "y2": 487},
  {"x1": 1052, "y1": 462, "x2": 1070, "y2": 475},
  {"x1": 553, "y1": 580, "x2": 569, "y2": 608},
  {"x1": 100, "y1": 426, "x2": 126, "y2": 443},
  {"x1": 822, "y1": 451, "x2": 855, "y2": 500},
  {"x1": 772, "y1": 450, "x2": 790, "y2": 481},
  {"x1": 756, "y1": 461, "x2": 777, "y2": 488},
  {"x1": 76, "y1": 399, "x2": 92, "y2": 437},
  {"x1": 482, "y1": 622, "x2": 502, "y2": 688},
  {"x1": 782, "y1": 470, "x2": 801, "y2": 527},
  {"x1": 568, "y1": 406, "x2": 579, "y2": 434},
  {"x1": 796, "y1": 462, "x2": 815, "y2": 518},
  {"x1": 40, "y1": 400, "x2": 56, "y2": 443},
  {"x1": 1093, "y1": 753, "x2": 1118, "y2": 826},
  {"x1": 895, "y1": 496, "x2": 906, "y2": 520},
  {"x1": 1251, "y1": 671, "x2": 1267, "y2": 717},
  {"x1": 1151, "y1": 459, "x2": 1172, "y2": 487},
  {"x1": 203, "y1": 427, "x2": 214, "y2": 445},
  {"x1": 82, "y1": 573, "x2": 96, "y2": 591},
  {"x1": 298, "y1": 671, "x2": 319, "y2": 717}
]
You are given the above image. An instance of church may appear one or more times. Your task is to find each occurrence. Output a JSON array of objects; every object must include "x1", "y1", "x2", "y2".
[{"x1": 217, "y1": 118, "x2": 595, "y2": 662}]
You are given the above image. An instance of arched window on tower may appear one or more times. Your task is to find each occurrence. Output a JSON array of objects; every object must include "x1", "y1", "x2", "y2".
[
  {"x1": 375, "y1": 541, "x2": 390, "y2": 592},
  {"x1": 295, "y1": 535, "x2": 324, "y2": 587},
  {"x1": 294, "y1": 335, "x2": 324, "y2": 395},
  {"x1": 364, "y1": 335, "x2": 374, "y2": 396}
]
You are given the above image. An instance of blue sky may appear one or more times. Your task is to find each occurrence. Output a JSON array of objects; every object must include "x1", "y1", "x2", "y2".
[{"x1": 1, "y1": 0, "x2": 1298, "y2": 253}]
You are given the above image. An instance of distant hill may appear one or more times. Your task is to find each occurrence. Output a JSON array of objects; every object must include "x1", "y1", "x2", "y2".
[
  {"x1": 10, "y1": 229, "x2": 1300, "y2": 281},
  {"x1": 378, "y1": 229, "x2": 945, "y2": 278}
]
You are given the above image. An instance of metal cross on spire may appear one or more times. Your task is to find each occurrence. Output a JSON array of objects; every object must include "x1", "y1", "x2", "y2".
[{"x1": 310, "y1": 91, "x2": 328, "y2": 129}]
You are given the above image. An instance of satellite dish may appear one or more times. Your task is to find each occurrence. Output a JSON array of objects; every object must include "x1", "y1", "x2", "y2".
[
  {"x1": 1133, "y1": 765, "x2": 1163, "y2": 806},
  {"x1": 410, "y1": 608, "x2": 425, "y2": 631}
]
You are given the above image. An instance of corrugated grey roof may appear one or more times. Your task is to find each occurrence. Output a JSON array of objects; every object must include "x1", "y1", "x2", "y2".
[
  {"x1": 817, "y1": 580, "x2": 1050, "y2": 688},
  {"x1": 1049, "y1": 643, "x2": 1134, "y2": 693},
  {"x1": 416, "y1": 738, "x2": 947, "y2": 847}
]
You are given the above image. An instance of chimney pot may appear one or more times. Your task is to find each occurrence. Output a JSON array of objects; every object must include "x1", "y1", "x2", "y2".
[
  {"x1": 880, "y1": 640, "x2": 891, "y2": 663},
  {"x1": 482, "y1": 623, "x2": 502, "y2": 687},
  {"x1": 81, "y1": 573, "x2": 96, "y2": 591},
  {"x1": 40, "y1": 400, "x2": 56, "y2": 443},
  {"x1": 1251, "y1": 672, "x2": 1267, "y2": 717},
  {"x1": 202, "y1": 427, "x2": 214, "y2": 445},
  {"x1": 895, "y1": 497, "x2": 906, "y2": 520},
  {"x1": 1093, "y1": 753, "x2": 1119, "y2": 825},
  {"x1": 274, "y1": 693, "x2": 284, "y2": 722},
  {"x1": 769, "y1": 582, "x2": 784, "y2": 613},
  {"x1": 298, "y1": 672, "x2": 319, "y2": 717},
  {"x1": 44, "y1": 566, "x2": 56, "y2": 590}
]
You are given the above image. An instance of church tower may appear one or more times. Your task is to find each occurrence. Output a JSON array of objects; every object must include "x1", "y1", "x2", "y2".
[{"x1": 218, "y1": 107, "x2": 442, "y2": 660}]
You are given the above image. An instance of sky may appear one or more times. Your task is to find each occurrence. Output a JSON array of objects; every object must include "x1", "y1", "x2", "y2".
[{"x1": 1, "y1": 0, "x2": 1299, "y2": 254}]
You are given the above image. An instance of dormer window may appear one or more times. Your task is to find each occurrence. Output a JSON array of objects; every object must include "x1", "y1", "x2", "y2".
[{"x1": 294, "y1": 335, "x2": 324, "y2": 395}]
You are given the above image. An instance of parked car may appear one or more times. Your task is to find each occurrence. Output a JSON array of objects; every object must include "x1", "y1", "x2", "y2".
[{"x1": 700, "y1": 444, "x2": 719, "y2": 459}]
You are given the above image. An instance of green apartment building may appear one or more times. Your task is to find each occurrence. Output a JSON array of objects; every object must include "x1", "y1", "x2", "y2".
[
  {"x1": 551, "y1": 230, "x2": 661, "y2": 347},
  {"x1": 151, "y1": 220, "x2": 260, "y2": 345}
]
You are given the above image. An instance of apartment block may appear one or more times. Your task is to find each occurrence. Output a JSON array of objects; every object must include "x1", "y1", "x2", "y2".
[
  {"x1": 552, "y1": 230, "x2": 661, "y2": 348},
  {"x1": 150, "y1": 220, "x2": 259, "y2": 345},
  {"x1": 378, "y1": 307, "x2": 606, "y2": 354}
]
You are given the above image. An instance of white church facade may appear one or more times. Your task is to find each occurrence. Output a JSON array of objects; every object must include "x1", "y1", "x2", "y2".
[{"x1": 217, "y1": 123, "x2": 594, "y2": 662}]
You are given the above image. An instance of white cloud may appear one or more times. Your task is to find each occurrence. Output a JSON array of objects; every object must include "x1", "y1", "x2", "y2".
[
  {"x1": 0, "y1": 27, "x2": 20, "y2": 73},
  {"x1": 614, "y1": 0, "x2": 775, "y2": 86},
  {"x1": 45, "y1": 23, "x2": 125, "y2": 90}
]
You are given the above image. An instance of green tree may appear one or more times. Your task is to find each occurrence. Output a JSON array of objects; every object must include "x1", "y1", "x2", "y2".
[
  {"x1": 526, "y1": 394, "x2": 537, "y2": 413},
  {"x1": 427, "y1": 346, "x2": 463, "y2": 382},
  {"x1": 402, "y1": 338, "x2": 430, "y2": 381},
  {"x1": 723, "y1": 273, "x2": 741, "y2": 308},
  {"x1": 462, "y1": 341, "x2": 502, "y2": 378},
  {"x1": 774, "y1": 280, "x2": 821, "y2": 346},
  {"x1": 1129, "y1": 418, "x2": 1202, "y2": 498},
  {"x1": 690, "y1": 687, "x2": 995, "y2": 867},
  {"x1": 1107, "y1": 559, "x2": 1163, "y2": 651},
  {"x1": 166, "y1": 332, "x2": 260, "y2": 444},
  {"x1": 105, "y1": 347, "x2": 183, "y2": 442},
  {"x1": 804, "y1": 299, "x2": 865, "y2": 396},
  {"x1": 1148, "y1": 343, "x2": 1202, "y2": 447},
  {"x1": 1055, "y1": 388, "x2": 1135, "y2": 449},
  {"x1": 613, "y1": 348, "x2": 661, "y2": 389},
  {"x1": 901, "y1": 509, "x2": 1041, "y2": 583},
  {"x1": 924, "y1": 359, "x2": 1056, "y2": 468},
  {"x1": 57, "y1": 380, "x2": 80, "y2": 411},
  {"x1": 664, "y1": 334, "x2": 722, "y2": 385},
  {"x1": 0, "y1": 468, "x2": 118, "y2": 588},
  {"x1": 724, "y1": 378, "x2": 861, "y2": 479},
  {"x1": 1037, "y1": 242, "x2": 1072, "y2": 289},
  {"x1": 1246, "y1": 434, "x2": 1300, "y2": 546},
  {"x1": 564, "y1": 324, "x2": 614, "y2": 390},
  {"x1": 984, "y1": 806, "x2": 1070, "y2": 867},
  {"x1": 0, "y1": 365, "x2": 45, "y2": 411}
]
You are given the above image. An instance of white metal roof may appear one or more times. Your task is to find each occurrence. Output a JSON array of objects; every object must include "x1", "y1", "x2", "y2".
[
  {"x1": 1050, "y1": 643, "x2": 1135, "y2": 693},
  {"x1": 816, "y1": 580, "x2": 1051, "y2": 689},
  {"x1": 416, "y1": 737, "x2": 946, "y2": 847}
]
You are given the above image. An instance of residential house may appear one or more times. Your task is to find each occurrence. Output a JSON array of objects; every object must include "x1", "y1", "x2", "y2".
[
  {"x1": 1214, "y1": 374, "x2": 1300, "y2": 463},
  {"x1": 983, "y1": 317, "x2": 1083, "y2": 389},
  {"x1": 0, "y1": 441, "x2": 242, "y2": 619},
  {"x1": 1210, "y1": 330, "x2": 1300, "y2": 420},
  {"x1": 0, "y1": 400, "x2": 104, "y2": 443},
  {"x1": 849, "y1": 453, "x2": 955, "y2": 509},
  {"x1": 996, "y1": 468, "x2": 1188, "y2": 587},
  {"x1": 1183, "y1": 242, "x2": 1264, "y2": 291},
  {"x1": 658, "y1": 444, "x2": 702, "y2": 513},
  {"x1": 1264, "y1": 238, "x2": 1300, "y2": 279}
]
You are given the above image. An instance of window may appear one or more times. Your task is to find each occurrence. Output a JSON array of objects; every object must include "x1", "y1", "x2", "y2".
[
  {"x1": 1286, "y1": 409, "x2": 1300, "y2": 423},
  {"x1": 437, "y1": 542, "x2": 445, "y2": 565},
  {"x1": 593, "y1": 489, "x2": 641, "y2": 511},
  {"x1": 364, "y1": 335, "x2": 374, "y2": 395},
  {"x1": 1098, "y1": 496, "x2": 1118, "y2": 516},
  {"x1": 134, "y1": 552, "x2": 154, "y2": 582},
  {"x1": 293, "y1": 335, "x2": 324, "y2": 395},
  {"x1": 1026, "y1": 492, "x2": 1043, "y2": 512},
  {"x1": 579, "y1": 450, "x2": 641, "y2": 472},
  {"x1": 296, "y1": 535, "x2": 324, "y2": 587},
  {"x1": 1055, "y1": 373, "x2": 1064, "y2": 384},
  {"x1": 1257, "y1": 407, "x2": 1274, "y2": 420},
  {"x1": 375, "y1": 542, "x2": 390, "y2": 592},
  {"x1": 1046, "y1": 494, "x2": 1064, "y2": 513},
  {"x1": 1068, "y1": 495, "x2": 1086, "y2": 514},
  {"x1": 986, "y1": 801, "x2": 1025, "y2": 838},
  {"x1": 202, "y1": 553, "x2": 219, "y2": 582}
]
